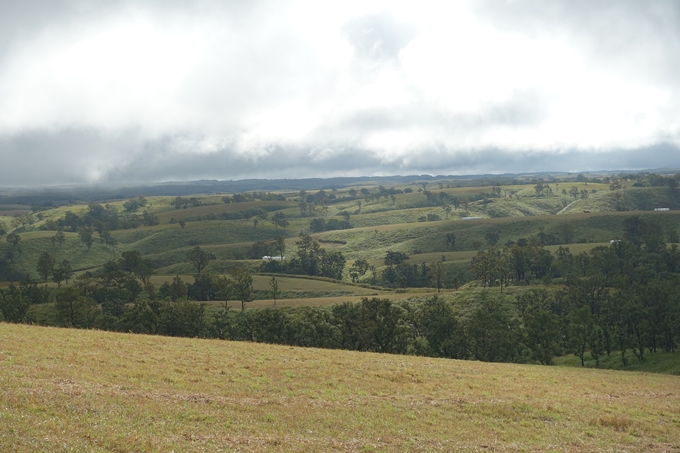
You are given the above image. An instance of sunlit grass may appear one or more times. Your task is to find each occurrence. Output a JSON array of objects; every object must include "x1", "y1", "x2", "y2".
[{"x1": 1, "y1": 323, "x2": 679, "y2": 452}]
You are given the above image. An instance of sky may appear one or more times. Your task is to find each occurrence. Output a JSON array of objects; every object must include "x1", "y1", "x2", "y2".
[{"x1": 1, "y1": 0, "x2": 680, "y2": 186}]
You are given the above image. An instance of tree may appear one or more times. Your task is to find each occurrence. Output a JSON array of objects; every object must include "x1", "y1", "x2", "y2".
[
  {"x1": 309, "y1": 218, "x2": 326, "y2": 232},
  {"x1": 0, "y1": 284, "x2": 31, "y2": 323},
  {"x1": 446, "y1": 233, "x2": 456, "y2": 249},
  {"x1": 296, "y1": 233, "x2": 321, "y2": 276},
  {"x1": 568, "y1": 306, "x2": 596, "y2": 366},
  {"x1": 429, "y1": 260, "x2": 445, "y2": 293},
  {"x1": 273, "y1": 235, "x2": 286, "y2": 259},
  {"x1": 100, "y1": 230, "x2": 117, "y2": 250},
  {"x1": 51, "y1": 260, "x2": 73, "y2": 287},
  {"x1": 170, "y1": 197, "x2": 189, "y2": 209},
  {"x1": 320, "y1": 250, "x2": 346, "y2": 280},
  {"x1": 569, "y1": 186, "x2": 579, "y2": 200},
  {"x1": 230, "y1": 266, "x2": 254, "y2": 311},
  {"x1": 495, "y1": 251, "x2": 512, "y2": 293},
  {"x1": 349, "y1": 258, "x2": 371, "y2": 283},
  {"x1": 6, "y1": 233, "x2": 20, "y2": 247},
  {"x1": 269, "y1": 276, "x2": 280, "y2": 306},
  {"x1": 187, "y1": 246, "x2": 213, "y2": 273},
  {"x1": 116, "y1": 250, "x2": 154, "y2": 285},
  {"x1": 298, "y1": 191, "x2": 309, "y2": 216},
  {"x1": 384, "y1": 250, "x2": 409, "y2": 266},
  {"x1": 469, "y1": 249, "x2": 497, "y2": 287},
  {"x1": 485, "y1": 231, "x2": 500, "y2": 247},
  {"x1": 464, "y1": 294, "x2": 519, "y2": 362},
  {"x1": 559, "y1": 223, "x2": 574, "y2": 244},
  {"x1": 160, "y1": 276, "x2": 188, "y2": 301},
  {"x1": 119, "y1": 250, "x2": 142, "y2": 272},
  {"x1": 442, "y1": 204, "x2": 452, "y2": 219},
  {"x1": 272, "y1": 212, "x2": 288, "y2": 230},
  {"x1": 534, "y1": 182, "x2": 544, "y2": 197},
  {"x1": 79, "y1": 227, "x2": 94, "y2": 249},
  {"x1": 55, "y1": 286, "x2": 98, "y2": 328},
  {"x1": 54, "y1": 228, "x2": 66, "y2": 245},
  {"x1": 416, "y1": 296, "x2": 467, "y2": 358},
  {"x1": 36, "y1": 252, "x2": 56, "y2": 282},
  {"x1": 210, "y1": 275, "x2": 230, "y2": 305},
  {"x1": 356, "y1": 297, "x2": 409, "y2": 354},
  {"x1": 134, "y1": 263, "x2": 154, "y2": 286},
  {"x1": 524, "y1": 307, "x2": 561, "y2": 365},
  {"x1": 123, "y1": 198, "x2": 141, "y2": 212}
]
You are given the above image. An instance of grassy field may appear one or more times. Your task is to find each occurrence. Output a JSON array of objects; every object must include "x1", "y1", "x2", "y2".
[
  {"x1": 554, "y1": 350, "x2": 680, "y2": 375},
  {"x1": 4, "y1": 182, "x2": 680, "y2": 292},
  {"x1": 1, "y1": 323, "x2": 679, "y2": 452}
]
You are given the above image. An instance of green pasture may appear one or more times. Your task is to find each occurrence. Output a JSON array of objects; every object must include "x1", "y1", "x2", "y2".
[
  {"x1": 6, "y1": 183, "x2": 680, "y2": 284},
  {"x1": 154, "y1": 200, "x2": 295, "y2": 223},
  {"x1": 554, "y1": 350, "x2": 680, "y2": 375}
]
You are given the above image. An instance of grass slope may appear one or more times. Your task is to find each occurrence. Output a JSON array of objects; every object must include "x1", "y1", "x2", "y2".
[
  {"x1": 1, "y1": 323, "x2": 680, "y2": 452},
  {"x1": 554, "y1": 351, "x2": 680, "y2": 375},
  {"x1": 5, "y1": 184, "x2": 680, "y2": 283}
]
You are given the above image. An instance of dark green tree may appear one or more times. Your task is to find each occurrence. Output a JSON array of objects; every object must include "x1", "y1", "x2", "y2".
[
  {"x1": 36, "y1": 252, "x2": 56, "y2": 282},
  {"x1": 273, "y1": 235, "x2": 286, "y2": 260},
  {"x1": 320, "y1": 250, "x2": 346, "y2": 280},
  {"x1": 0, "y1": 284, "x2": 31, "y2": 323},
  {"x1": 464, "y1": 294, "x2": 519, "y2": 362},
  {"x1": 187, "y1": 246, "x2": 213, "y2": 273},
  {"x1": 429, "y1": 260, "x2": 445, "y2": 293},
  {"x1": 272, "y1": 212, "x2": 288, "y2": 230},
  {"x1": 384, "y1": 250, "x2": 409, "y2": 266},
  {"x1": 445, "y1": 232, "x2": 456, "y2": 249},
  {"x1": 349, "y1": 258, "x2": 371, "y2": 283},
  {"x1": 53, "y1": 229, "x2": 66, "y2": 246},
  {"x1": 357, "y1": 297, "x2": 409, "y2": 354},
  {"x1": 6, "y1": 233, "x2": 20, "y2": 247},
  {"x1": 78, "y1": 227, "x2": 94, "y2": 249},
  {"x1": 568, "y1": 306, "x2": 596, "y2": 367},
  {"x1": 296, "y1": 233, "x2": 321, "y2": 276},
  {"x1": 269, "y1": 276, "x2": 280, "y2": 306},
  {"x1": 416, "y1": 297, "x2": 467, "y2": 358},
  {"x1": 230, "y1": 266, "x2": 254, "y2": 311},
  {"x1": 55, "y1": 286, "x2": 98, "y2": 328},
  {"x1": 485, "y1": 231, "x2": 500, "y2": 247},
  {"x1": 51, "y1": 260, "x2": 73, "y2": 287},
  {"x1": 159, "y1": 276, "x2": 188, "y2": 301}
]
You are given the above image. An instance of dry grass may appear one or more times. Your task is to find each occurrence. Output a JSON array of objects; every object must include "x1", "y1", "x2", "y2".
[{"x1": 1, "y1": 324, "x2": 679, "y2": 452}]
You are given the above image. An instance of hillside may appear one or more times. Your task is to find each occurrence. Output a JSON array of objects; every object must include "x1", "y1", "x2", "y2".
[
  {"x1": 1, "y1": 323, "x2": 679, "y2": 452},
  {"x1": 2, "y1": 177, "x2": 680, "y2": 317}
]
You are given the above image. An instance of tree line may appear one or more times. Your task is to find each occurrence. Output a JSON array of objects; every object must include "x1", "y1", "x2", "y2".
[{"x1": 4, "y1": 274, "x2": 677, "y2": 367}]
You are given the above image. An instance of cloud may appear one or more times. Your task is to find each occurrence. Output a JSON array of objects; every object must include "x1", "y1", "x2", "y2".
[
  {"x1": 341, "y1": 12, "x2": 419, "y2": 61},
  {"x1": 2, "y1": 126, "x2": 679, "y2": 187},
  {"x1": 0, "y1": 0, "x2": 679, "y2": 185}
]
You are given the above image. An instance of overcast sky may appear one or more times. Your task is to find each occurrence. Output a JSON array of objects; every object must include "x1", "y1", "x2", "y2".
[{"x1": 1, "y1": 0, "x2": 679, "y2": 185}]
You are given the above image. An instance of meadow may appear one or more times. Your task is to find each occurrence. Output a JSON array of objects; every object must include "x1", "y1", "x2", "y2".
[{"x1": 2, "y1": 323, "x2": 679, "y2": 452}]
